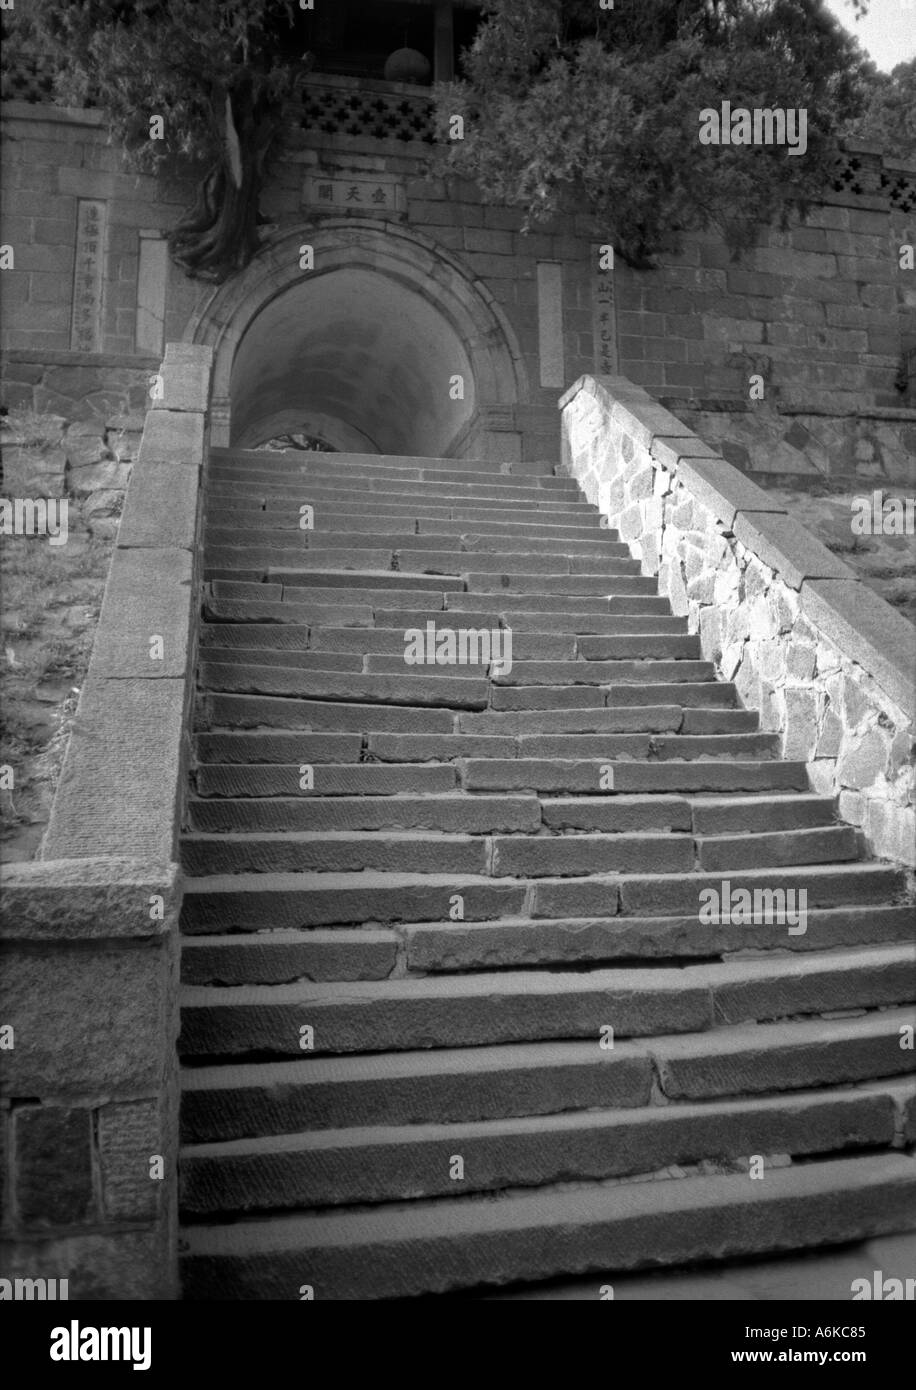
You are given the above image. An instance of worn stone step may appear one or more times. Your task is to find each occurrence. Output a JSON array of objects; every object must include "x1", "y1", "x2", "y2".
[
  {"x1": 490, "y1": 834, "x2": 695, "y2": 877},
  {"x1": 198, "y1": 663, "x2": 488, "y2": 709},
  {"x1": 460, "y1": 707, "x2": 755, "y2": 735},
  {"x1": 539, "y1": 864, "x2": 906, "y2": 918},
  {"x1": 207, "y1": 460, "x2": 577, "y2": 492},
  {"x1": 179, "y1": 1153, "x2": 916, "y2": 1300},
  {"x1": 461, "y1": 759, "x2": 807, "y2": 794},
  {"x1": 179, "y1": 1085, "x2": 902, "y2": 1217},
  {"x1": 180, "y1": 1039, "x2": 652, "y2": 1142},
  {"x1": 179, "y1": 964, "x2": 713, "y2": 1055},
  {"x1": 605, "y1": 682, "x2": 738, "y2": 708},
  {"x1": 210, "y1": 447, "x2": 556, "y2": 477},
  {"x1": 195, "y1": 763, "x2": 458, "y2": 798},
  {"x1": 207, "y1": 525, "x2": 630, "y2": 557},
  {"x1": 203, "y1": 599, "x2": 374, "y2": 627},
  {"x1": 490, "y1": 659, "x2": 716, "y2": 687},
  {"x1": 182, "y1": 830, "x2": 490, "y2": 876},
  {"x1": 206, "y1": 474, "x2": 581, "y2": 503},
  {"x1": 445, "y1": 591, "x2": 669, "y2": 614},
  {"x1": 206, "y1": 505, "x2": 606, "y2": 535},
  {"x1": 577, "y1": 635, "x2": 701, "y2": 660},
  {"x1": 382, "y1": 609, "x2": 690, "y2": 635},
  {"x1": 651, "y1": 1009, "x2": 916, "y2": 1099},
  {"x1": 182, "y1": 930, "x2": 400, "y2": 985},
  {"x1": 210, "y1": 445, "x2": 556, "y2": 474},
  {"x1": 696, "y1": 825, "x2": 858, "y2": 871},
  {"x1": 405, "y1": 906, "x2": 916, "y2": 971},
  {"x1": 201, "y1": 647, "x2": 361, "y2": 672},
  {"x1": 198, "y1": 694, "x2": 456, "y2": 734},
  {"x1": 467, "y1": 573, "x2": 659, "y2": 595},
  {"x1": 461, "y1": 707, "x2": 682, "y2": 736},
  {"x1": 690, "y1": 794, "x2": 838, "y2": 834},
  {"x1": 362, "y1": 732, "x2": 779, "y2": 762},
  {"x1": 188, "y1": 793, "x2": 542, "y2": 835},
  {"x1": 538, "y1": 794, "x2": 691, "y2": 832},
  {"x1": 195, "y1": 732, "x2": 364, "y2": 764},
  {"x1": 309, "y1": 626, "x2": 578, "y2": 663},
  {"x1": 179, "y1": 939, "x2": 911, "y2": 1045},
  {"x1": 270, "y1": 571, "x2": 468, "y2": 594},
  {"x1": 397, "y1": 551, "x2": 642, "y2": 576}
]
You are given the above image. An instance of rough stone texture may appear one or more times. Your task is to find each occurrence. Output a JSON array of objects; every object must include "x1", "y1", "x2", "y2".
[
  {"x1": 98, "y1": 1100, "x2": 163, "y2": 1221},
  {"x1": 138, "y1": 409, "x2": 206, "y2": 467},
  {"x1": 180, "y1": 1154, "x2": 916, "y2": 1300},
  {"x1": 0, "y1": 857, "x2": 178, "y2": 940},
  {"x1": 117, "y1": 461, "x2": 200, "y2": 550},
  {"x1": 561, "y1": 376, "x2": 916, "y2": 866},
  {"x1": 43, "y1": 674, "x2": 187, "y2": 862},
  {"x1": 87, "y1": 547, "x2": 194, "y2": 679},
  {"x1": 0, "y1": 940, "x2": 172, "y2": 1096},
  {"x1": 15, "y1": 1106, "x2": 95, "y2": 1226}
]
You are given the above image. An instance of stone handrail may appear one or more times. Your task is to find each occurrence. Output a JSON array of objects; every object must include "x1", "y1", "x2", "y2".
[
  {"x1": 0, "y1": 343, "x2": 212, "y2": 1298},
  {"x1": 560, "y1": 374, "x2": 915, "y2": 868}
]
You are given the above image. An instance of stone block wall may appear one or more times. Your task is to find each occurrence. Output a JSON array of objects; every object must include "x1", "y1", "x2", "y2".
[
  {"x1": 0, "y1": 343, "x2": 212, "y2": 1299},
  {"x1": 560, "y1": 375, "x2": 916, "y2": 869},
  {"x1": 3, "y1": 97, "x2": 914, "y2": 465}
]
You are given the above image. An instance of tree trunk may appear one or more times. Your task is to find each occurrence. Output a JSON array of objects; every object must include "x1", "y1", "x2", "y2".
[{"x1": 167, "y1": 86, "x2": 281, "y2": 283}]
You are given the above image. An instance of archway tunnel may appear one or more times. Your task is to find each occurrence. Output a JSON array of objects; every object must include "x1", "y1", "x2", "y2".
[{"x1": 228, "y1": 266, "x2": 477, "y2": 456}]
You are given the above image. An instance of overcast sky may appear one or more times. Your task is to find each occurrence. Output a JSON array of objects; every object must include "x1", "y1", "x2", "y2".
[{"x1": 822, "y1": 0, "x2": 916, "y2": 71}]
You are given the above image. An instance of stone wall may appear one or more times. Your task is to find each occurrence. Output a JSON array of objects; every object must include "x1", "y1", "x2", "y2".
[
  {"x1": 2, "y1": 98, "x2": 914, "y2": 464},
  {"x1": 0, "y1": 343, "x2": 212, "y2": 1299},
  {"x1": 560, "y1": 375, "x2": 916, "y2": 869}
]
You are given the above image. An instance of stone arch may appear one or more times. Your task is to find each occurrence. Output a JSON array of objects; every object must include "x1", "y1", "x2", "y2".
[{"x1": 185, "y1": 220, "x2": 528, "y2": 458}]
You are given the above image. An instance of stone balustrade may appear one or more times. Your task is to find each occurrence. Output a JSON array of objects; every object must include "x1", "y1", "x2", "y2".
[
  {"x1": 560, "y1": 374, "x2": 916, "y2": 868},
  {"x1": 0, "y1": 342, "x2": 212, "y2": 1299}
]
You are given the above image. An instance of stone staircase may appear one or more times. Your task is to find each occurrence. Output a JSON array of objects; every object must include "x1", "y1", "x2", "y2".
[{"x1": 177, "y1": 445, "x2": 916, "y2": 1300}]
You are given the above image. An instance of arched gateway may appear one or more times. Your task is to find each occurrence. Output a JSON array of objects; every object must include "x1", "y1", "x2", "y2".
[{"x1": 186, "y1": 220, "x2": 529, "y2": 458}]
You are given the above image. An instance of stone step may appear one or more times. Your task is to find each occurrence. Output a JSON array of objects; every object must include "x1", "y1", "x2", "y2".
[
  {"x1": 198, "y1": 663, "x2": 489, "y2": 708},
  {"x1": 180, "y1": 830, "x2": 695, "y2": 877},
  {"x1": 405, "y1": 906, "x2": 916, "y2": 971},
  {"x1": 487, "y1": 659, "x2": 715, "y2": 686},
  {"x1": 179, "y1": 867, "x2": 906, "y2": 932},
  {"x1": 466, "y1": 573, "x2": 660, "y2": 595},
  {"x1": 364, "y1": 732, "x2": 780, "y2": 761},
  {"x1": 206, "y1": 501, "x2": 606, "y2": 528},
  {"x1": 220, "y1": 511, "x2": 611, "y2": 540},
  {"x1": 208, "y1": 455, "x2": 555, "y2": 483},
  {"x1": 547, "y1": 793, "x2": 833, "y2": 833},
  {"x1": 179, "y1": 1153, "x2": 916, "y2": 1300},
  {"x1": 204, "y1": 546, "x2": 643, "y2": 578},
  {"x1": 179, "y1": 1010, "x2": 916, "y2": 1142},
  {"x1": 207, "y1": 458, "x2": 573, "y2": 489},
  {"x1": 605, "y1": 682, "x2": 738, "y2": 708},
  {"x1": 445, "y1": 591, "x2": 670, "y2": 614},
  {"x1": 188, "y1": 793, "x2": 542, "y2": 834},
  {"x1": 205, "y1": 472, "x2": 582, "y2": 501},
  {"x1": 199, "y1": 622, "x2": 574, "y2": 662},
  {"x1": 181, "y1": 929, "x2": 400, "y2": 985},
  {"x1": 206, "y1": 526, "x2": 630, "y2": 556},
  {"x1": 198, "y1": 694, "x2": 457, "y2": 734},
  {"x1": 459, "y1": 707, "x2": 755, "y2": 735},
  {"x1": 195, "y1": 763, "x2": 459, "y2": 798},
  {"x1": 179, "y1": 1082, "x2": 907, "y2": 1218},
  {"x1": 381, "y1": 609, "x2": 691, "y2": 635},
  {"x1": 207, "y1": 483, "x2": 596, "y2": 515},
  {"x1": 201, "y1": 647, "x2": 362, "y2": 672},
  {"x1": 695, "y1": 824, "x2": 858, "y2": 871},
  {"x1": 195, "y1": 732, "x2": 365, "y2": 763},
  {"x1": 316, "y1": 628, "x2": 697, "y2": 662},
  {"x1": 182, "y1": 830, "x2": 492, "y2": 876},
  {"x1": 461, "y1": 759, "x2": 806, "y2": 793}
]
